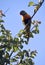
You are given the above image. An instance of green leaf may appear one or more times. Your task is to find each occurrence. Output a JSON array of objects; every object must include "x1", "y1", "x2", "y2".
[
  {"x1": 25, "y1": 51, "x2": 29, "y2": 57},
  {"x1": 20, "y1": 30, "x2": 24, "y2": 33},
  {"x1": 20, "y1": 44, "x2": 23, "y2": 49},
  {"x1": 30, "y1": 50, "x2": 37, "y2": 58},
  {"x1": 6, "y1": 46, "x2": 11, "y2": 51},
  {"x1": 11, "y1": 58, "x2": 17, "y2": 62},
  {"x1": 37, "y1": 30, "x2": 39, "y2": 33},
  {"x1": 14, "y1": 38, "x2": 19, "y2": 42},
  {"x1": 13, "y1": 46, "x2": 19, "y2": 52},
  {"x1": 1, "y1": 24, "x2": 5, "y2": 30},
  {"x1": 21, "y1": 55, "x2": 24, "y2": 59},
  {"x1": 5, "y1": 52, "x2": 9, "y2": 58},
  {"x1": 28, "y1": 1, "x2": 34, "y2": 6},
  {"x1": 24, "y1": 41, "x2": 28, "y2": 44},
  {"x1": 30, "y1": 32, "x2": 34, "y2": 38},
  {"x1": 38, "y1": 21, "x2": 41, "y2": 24},
  {"x1": 17, "y1": 33, "x2": 22, "y2": 37},
  {"x1": 32, "y1": 30, "x2": 37, "y2": 34},
  {"x1": 0, "y1": 20, "x2": 4, "y2": 23}
]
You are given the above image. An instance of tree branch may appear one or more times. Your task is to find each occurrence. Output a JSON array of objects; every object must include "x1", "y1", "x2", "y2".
[
  {"x1": 24, "y1": 0, "x2": 44, "y2": 30},
  {"x1": 31, "y1": 0, "x2": 44, "y2": 19}
]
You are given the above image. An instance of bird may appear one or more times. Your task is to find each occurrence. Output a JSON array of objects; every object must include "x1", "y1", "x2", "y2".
[{"x1": 20, "y1": 10, "x2": 31, "y2": 42}]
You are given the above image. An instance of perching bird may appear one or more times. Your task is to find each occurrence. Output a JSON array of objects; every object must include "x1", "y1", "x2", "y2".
[{"x1": 20, "y1": 10, "x2": 31, "y2": 42}]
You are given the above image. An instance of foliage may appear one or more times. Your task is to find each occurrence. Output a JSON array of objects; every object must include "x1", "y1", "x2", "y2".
[
  {"x1": 0, "y1": 19, "x2": 39, "y2": 65},
  {"x1": 28, "y1": 1, "x2": 35, "y2": 6}
]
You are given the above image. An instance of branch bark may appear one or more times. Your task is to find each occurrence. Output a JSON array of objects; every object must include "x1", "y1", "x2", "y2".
[{"x1": 31, "y1": 0, "x2": 44, "y2": 19}]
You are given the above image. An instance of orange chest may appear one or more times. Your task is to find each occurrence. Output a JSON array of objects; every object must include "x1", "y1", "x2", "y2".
[{"x1": 22, "y1": 14, "x2": 31, "y2": 22}]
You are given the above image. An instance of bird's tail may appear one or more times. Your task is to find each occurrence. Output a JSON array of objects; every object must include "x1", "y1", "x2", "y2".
[{"x1": 25, "y1": 25, "x2": 30, "y2": 42}]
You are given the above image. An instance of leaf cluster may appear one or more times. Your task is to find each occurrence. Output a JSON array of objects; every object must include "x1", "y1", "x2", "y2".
[{"x1": 0, "y1": 19, "x2": 38, "y2": 65}]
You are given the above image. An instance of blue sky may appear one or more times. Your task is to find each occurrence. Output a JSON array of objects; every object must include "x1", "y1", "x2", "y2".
[{"x1": 0, "y1": 0, "x2": 45, "y2": 65}]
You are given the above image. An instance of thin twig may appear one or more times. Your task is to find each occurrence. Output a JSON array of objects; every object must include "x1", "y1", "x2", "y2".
[
  {"x1": 9, "y1": 50, "x2": 14, "y2": 58},
  {"x1": 30, "y1": 25, "x2": 36, "y2": 32},
  {"x1": 4, "y1": 8, "x2": 9, "y2": 14}
]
